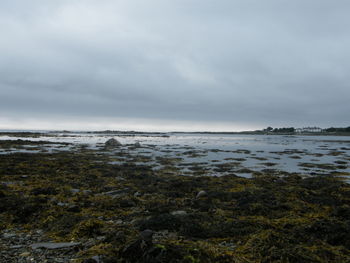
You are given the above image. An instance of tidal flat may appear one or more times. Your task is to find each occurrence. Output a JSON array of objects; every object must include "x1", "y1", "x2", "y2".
[{"x1": 0, "y1": 132, "x2": 350, "y2": 262}]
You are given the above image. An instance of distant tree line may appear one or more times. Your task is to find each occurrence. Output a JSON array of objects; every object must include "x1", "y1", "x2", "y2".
[
  {"x1": 263, "y1": 126, "x2": 350, "y2": 134},
  {"x1": 264, "y1": 127, "x2": 295, "y2": 133},
  {"x1": 323, "y1": 127, "x2": 350, "y2": 133}
]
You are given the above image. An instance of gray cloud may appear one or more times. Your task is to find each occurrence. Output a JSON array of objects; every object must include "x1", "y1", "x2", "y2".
[{"x1": 0, "y1": 0, "x2": 349, "y2": 130}]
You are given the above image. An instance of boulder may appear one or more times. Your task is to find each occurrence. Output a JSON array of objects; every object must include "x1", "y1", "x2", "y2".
[
  {"x1": 105, "y1": 138, "x2": 122, "y2": 148},
  {"x1": 140, "y1": 229, "x2": 154, "y2": 242}
]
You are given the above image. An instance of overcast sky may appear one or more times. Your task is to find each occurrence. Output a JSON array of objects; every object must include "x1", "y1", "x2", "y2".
[{"x1": 0, "y1": 0, "x2": 349, "y2": 131}]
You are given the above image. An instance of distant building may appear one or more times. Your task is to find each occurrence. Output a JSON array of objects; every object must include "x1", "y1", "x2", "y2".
[{"x1": 295, "y1": 127, "x2": 322, "y2": 133}]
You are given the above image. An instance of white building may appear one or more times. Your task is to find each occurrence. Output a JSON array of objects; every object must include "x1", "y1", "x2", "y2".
[{"x1": 295, "y1": 127, "x2": 322, "y2": 133}]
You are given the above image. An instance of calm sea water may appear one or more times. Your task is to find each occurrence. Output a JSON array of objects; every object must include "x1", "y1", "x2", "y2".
[{"x1": 0, "y1": 132, "x2": 349, "y2": 177}]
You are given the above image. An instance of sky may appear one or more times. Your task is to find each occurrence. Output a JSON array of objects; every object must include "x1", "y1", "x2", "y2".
[{"x1": 0, "y1": 0, "x2": 349, "y2": 131}]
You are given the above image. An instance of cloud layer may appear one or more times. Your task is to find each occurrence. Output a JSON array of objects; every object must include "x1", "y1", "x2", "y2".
[{"x1": 1, "y1": 0, "x2": 349, "y2": 131}]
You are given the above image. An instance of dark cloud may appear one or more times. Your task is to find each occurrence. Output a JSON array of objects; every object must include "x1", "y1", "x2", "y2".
[{"x1": 0, "y1": 0, "x2": 349, "y2": 130}]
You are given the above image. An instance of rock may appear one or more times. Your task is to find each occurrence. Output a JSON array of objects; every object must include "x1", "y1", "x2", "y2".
[
  {"x1": 92, "y1": 256, "x2": 101, "y2": 263},
  {"x1": 96, "y1": 236, "x2": 105, "y2": 241},
  {"x1": 219, "y1": 241, "x2": 236, "y2": 251},
  {"x1": 134, "y1": 142, "x2": 141, "y2": 148},
  {"x1": 36, "y1": 229, "x2": 44, "y2": 235},
  {"x1": 196, "y1": 190, "x2": 208, "y2": 199},
  {"x1": 30, "y1": 242, "x2": 80, "y2": 250},
  {"x1": 105, "y1": 138, "x2": 122, "y2": 148},
  {"x1": 115, "y1": 219, "x2": 123, "y2": 225},
  {"x1": 170, "y1": 210, "x2": 187, "y2": 216},
  {"x1": 115, "y1": 231, "x2": 126, "y2": 240},
  {"x1": 57, "y1": 202, "x2": 69, "y2": 207},
  {"x1": 10, "y1": 245, "x2": 23, "y2": 249},
  {"x1": 82, "y1": 258, "x2": 98, "y2": 263},
  {"x1": 103, "y1": 188, "x2": 130, "y2": 199},
  {"x1": 140, "y1": 229, "x2": 154, "y2": 242},
  {"x1": 115, "y1": 176, "x2": 126, "y2": 181},
  {"x1": 2, "y1": 233, "x2": 16, "y2": 239},
  {"x1": 134, "y1": 191, "x2": 142, "y2": 197},
  {"x1": 19, "y1": 252, "x2": 31, "y2": 257},
  {"x1": 83, "y1": 255, "x2": 101, "y2": 263},
  {"x1": 70, "y1": 188, "x2": 80, "y2": 194}
]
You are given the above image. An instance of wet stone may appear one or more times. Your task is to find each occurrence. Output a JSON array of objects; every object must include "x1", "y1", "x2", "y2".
[
  {"x1": 30, "y1": 242, "x2": 81, "y2": 250},
  {"x1": 70, "y1": 188, "x2": 80, "y2": 194},
  {"x1": 196, "y1": 190, "x2": 208, "y2": 199},
  {"x1": 2, "y1": 233, "x2": 17, "y2": 239},
  {"x1": 170, "y1": 210, "x2": 187, "y2": 216},
  {"x1": 10, "y1": 245, "x2": 23, "y2": 249},
  {"x1": 102, "y1": 188, "x2": 130, "y2": 198}
]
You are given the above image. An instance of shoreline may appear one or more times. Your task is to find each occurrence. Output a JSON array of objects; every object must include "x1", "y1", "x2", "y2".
[{"x1": 1, "y1": 130, "x2": 350, "y2": 138}]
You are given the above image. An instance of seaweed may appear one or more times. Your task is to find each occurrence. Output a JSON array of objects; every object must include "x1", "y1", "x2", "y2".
[{"x1": 0, "y1": 141, "x2": 350, "y2": 262}]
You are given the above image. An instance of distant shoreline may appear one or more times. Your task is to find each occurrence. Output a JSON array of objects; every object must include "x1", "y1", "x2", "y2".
[{"x1": 0, "y1": 130, "x2": 350, "y2": 137}]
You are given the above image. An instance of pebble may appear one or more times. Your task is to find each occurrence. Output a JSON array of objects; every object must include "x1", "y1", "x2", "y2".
[
  {"x1": 70, "y1": 188, "x2": 80, "y2": 194},
  {"x1": 91, "y1": 255, "x2": 101, "y2": 263},
  {"x1": 2, "y1": 233, "x2": 17, "y2": 239},
  {"x1": 19, "y1": 252, "x2": 31, "y2": 257},
  {"x1": 134, "y1": 191, "x2": 142, "y2": 197},
  {"x1": 115, "y1": 176, "x2": 126, "y2": 181},
  {"x1": 102, "y1": 188, "x2": 130, "y2": 198},
  {"x1": 170, "y1": 210, "x2": 187, "y2": 216},
  {"x1": 10, "y1": 245, "x2": 23, "y2": 249},
  {"x1": 57, "y1": 202, "x2": 69, "y2": 207},
  {"x1": 114, "y1": 219, "x2": 123, "y2": 225}
]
